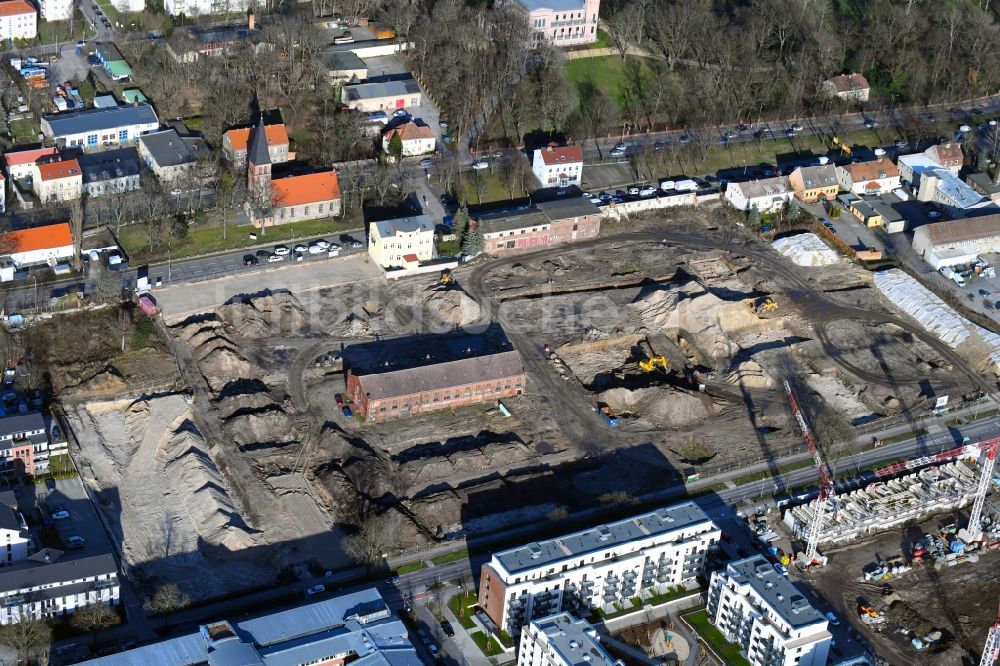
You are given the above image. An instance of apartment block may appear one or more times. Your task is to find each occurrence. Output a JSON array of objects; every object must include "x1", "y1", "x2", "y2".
[
  {"x1": 0, "y1": 553, "x2": 119, "y2": 624},
  {"x1": 0, "y1": 412, "x2": 52, "y2": 476},
  {"x1": 518, "y1": 613, "x2": 621, "y2": 666},
  {"x1": 478, "y1": 502, "x2": 720, "y2": 637},
  {"x1": 706, "y1": 556, "x2": 831, "y2": 666}
]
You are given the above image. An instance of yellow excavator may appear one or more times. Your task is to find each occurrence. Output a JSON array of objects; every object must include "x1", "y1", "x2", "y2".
[
  {"x1": 439, "y1": 270, "x2": 455, "y2": 286},
  {"x1": 640, "y1": 355, "x2": 669, "y2": 372},
  {"x1": 832, "y1": 135, "x2": 852, "y2": 156},
  {"x1": 753, "y1": 297, "x2": 778, "y2": 314}
]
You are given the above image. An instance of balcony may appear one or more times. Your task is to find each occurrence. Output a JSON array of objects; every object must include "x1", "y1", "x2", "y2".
[{"x1": 551, "y1": 18, "x2": 586, "y2": 27}]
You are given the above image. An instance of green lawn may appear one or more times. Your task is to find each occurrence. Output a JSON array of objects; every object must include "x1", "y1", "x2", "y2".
[
  {"x1": 95, "y1": 0, "x2": 119, "y2": 23},
  {"x1": 431, "y1": 549, "x2": 469, "y2": 566},
  {"x1": 684, "y1": 609, "x2": 751, "y2": 666},
  {"x1": 469, "y1": 631, "x2": 503, "y2": 656},
  {"x1": 447, "y1": 590, "x2": 477, "y2": 630},
  {"x1": 118, "y1": 213, "x2": 363, "y2": 265},
  {"x1": 394, "y1": 561, "x2": 428, "y2": 575},
  {"x1": 36, "y1": 19, "x2": 83, "y2": 44},
  {"x1": 462, "y1": 170, "x2": 525, "y2": 205},
  {"x1": 585, "y1": 28, "x2": 613, "y2": 49},
  {"x1": 565, "y1": 55, "x2": 654, "y2": 107},
  {"x1": 10, "y1": 118, "x2": 37, "y2": 143}
]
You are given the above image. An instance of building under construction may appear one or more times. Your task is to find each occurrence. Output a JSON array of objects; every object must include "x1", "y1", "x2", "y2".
[{"x1": 782, "y1": 456, "x2": 987, "y2": 547}]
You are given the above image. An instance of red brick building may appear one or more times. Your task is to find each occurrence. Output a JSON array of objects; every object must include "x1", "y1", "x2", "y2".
[
  {"x1": 476, "y1": 197, "x2": 602, "y2": 254},
  {"x1": 347, "y1": 350, "x2": 527, "y2": 421}
]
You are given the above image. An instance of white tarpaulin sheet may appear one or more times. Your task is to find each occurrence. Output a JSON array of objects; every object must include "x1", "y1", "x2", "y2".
[
  {"x1": 873, "y1": 269, "x2": 1000, "y2": 368},
  {"x1": 772, "y1": 233, "x2": 841, "y2": 267}
]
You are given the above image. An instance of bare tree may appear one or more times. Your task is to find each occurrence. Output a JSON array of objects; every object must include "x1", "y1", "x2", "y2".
[
  {"x1": 343, "y1": 513, "x2": 397, "y2": 566},
  {"x1": 144, "y1": 583, "x2": 191, "y2": 629},
  {"x1": 0, "y1": 616, "x2": 52, "y2": 663},
  {"x1": 71, "y1": 602, "x2": 120, "y2": 646}
]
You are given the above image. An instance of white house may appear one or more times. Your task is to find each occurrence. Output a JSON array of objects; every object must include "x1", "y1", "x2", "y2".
[
  {"x1": 38, "y1": 0, "x2": 72, "y2": 21},
  {"x1": 911, "y1": 213, "x2": 1000, "y2": 269},
  {"x1": 368, "y1": 215, "x2": 435, "y2": 269},
  {"x1": 381, "y1": 122, "x2": 435, "y2": 158},
  {"x1": 532, "y1": 145, "x2": 584, "y2": 188},
  {"x1": 835, "y1": 158, "x2": 900, "y2": 195},
  {"x1": 0, "y1": 553, "x2": 120, "y2": 624},
  {"x1": 138, "y1": 128, "x2": 205, "y2": 184},
  {"x1": 917, "y1": 168, "x2": 987, "y2": 211},
  {"x1": 519, "y1": 0, "x2": 601, "y2": 46},
  {"x1": 899, "y1": 143, "x2": 963, "y2": 189},
  {"x1": 0, "y1": 223, "x2": 75, "y2": 282},
  {"x1": 479, "y1": 502, "x2": 719, "y2": 637},
  {"x1": 707, "y1": 556, "x2": 831, "y2": 666},
  {"x1": 0, "y1": 0, "x2": 36, "y2": 40},
  {"x1": 820, "y1": 73, "x2": 869, "y2": 102},
  {"x1": 3, "y1": 147, "x2": 59, "y2": 181},
  {"x1": 32, "y1": 159, "x2": 82, "y2": 203},
  {"x1": 41, "y1": 104, "x2": 159, "y2": 151},
  {"x1": 163, "y1": 0, "x2": 248, "y2": 16},
  {"x1": 518, "y1": 614, "x2": 621, "y2": 666},
  {"x1": 724, "y1": 176, "x2": 794, "y2": 213}
]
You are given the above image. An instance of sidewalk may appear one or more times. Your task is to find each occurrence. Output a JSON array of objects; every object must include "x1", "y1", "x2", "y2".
[{"x1": 434, "y1": 596, "x2": 497, "y2": 666}]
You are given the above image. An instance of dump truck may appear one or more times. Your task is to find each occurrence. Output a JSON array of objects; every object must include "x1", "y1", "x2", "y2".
[{"x1": 599, "y1": 404, "x2": 619, "y2": 427}]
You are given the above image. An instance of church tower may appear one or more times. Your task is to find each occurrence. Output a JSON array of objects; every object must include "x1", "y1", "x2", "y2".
[{"x1": 247, "y1": 115, "x2": 272, "y2": 201}]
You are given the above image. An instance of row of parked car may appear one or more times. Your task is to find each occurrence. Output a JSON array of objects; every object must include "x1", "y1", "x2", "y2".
[{"x1": 242, "y1": 238, "x2": 363, "y2": 266}]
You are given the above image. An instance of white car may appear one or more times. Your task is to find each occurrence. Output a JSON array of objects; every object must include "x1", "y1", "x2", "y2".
[
  {"x1": 314, "y1": 239, "x2": 330, "y2": 249},
  {"x1": 273, "y1": 245, "x2": 290, "y2": 255},
  {"x1": 471, "y1": 161, "x2": 489, "y2": 170},
  {"x1": 351, "y1": 241, "x2": 364, "y2": 249},
  {"x1": 393, "y1": 109, "x2": 409, "y2": 118},
  {"x1": 873, "y1": 147, "x2": 887, "y2": 156},
  {"x1": 790, "y1": 122, "x2": 803, "y2": 131},
  {"x1": 328, "y1": 242, "x2": 341, "y2": 250},
  {"x1": 308, "y1": 244, "x2": 325, "y2": 254},
  {"x1": 610, "y1": 147, "x2": 627, "y2": 157},
  {"x1": 960, "y1": 124, "x2": 972, "y2": 132},
  {"x1": 293, "y1": 244, "x2": 307, "y2": 253},
  {"x1": 268, "y1": 254, "x2": 284, "y2": 263},
  {"x1": 639, "y1": 186, "x2": 657, "y2": 197},
  {"x1": 305, "y1": 584, "x2": 326, "y2": 596},
  {"x1": 627, "y1": 186, "x2": 640, "y2": 195},
  {"x1": 589, "y1": 196, "x2": 603, "y2": 205}
]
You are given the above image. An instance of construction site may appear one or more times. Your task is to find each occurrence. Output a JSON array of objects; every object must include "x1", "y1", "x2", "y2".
[{"x1": 43, "y1": 209, "x2": 997, "y2": 612}]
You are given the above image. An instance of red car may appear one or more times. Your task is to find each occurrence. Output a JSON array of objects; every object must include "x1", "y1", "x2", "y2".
[{"x1": 334, "y1": 394, "x2": 344, "y2": 407}]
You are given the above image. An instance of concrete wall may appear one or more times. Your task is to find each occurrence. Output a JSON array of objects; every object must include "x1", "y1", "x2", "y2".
[{"x1": 602, "y1": 192, "x2": 698, "y2": 219}]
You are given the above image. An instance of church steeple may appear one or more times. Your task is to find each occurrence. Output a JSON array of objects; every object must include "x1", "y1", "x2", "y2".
[{"x1": 248, "y1": 113, "x2": 270, "y2": 168}]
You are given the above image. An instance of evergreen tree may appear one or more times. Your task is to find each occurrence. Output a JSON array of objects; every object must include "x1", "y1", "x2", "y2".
[
  {"x1": 387, "y1": 133, "x2": 403, "y2": 162},
  {"x1": 461, "y1": 221, "x2": 484, "y2": 256},
  {"x1": 452, "y1": 204, "x2": 469, "y2": 237},
  {"x1": 748, "y1": 208, "x2": 761, "y2": 228}
]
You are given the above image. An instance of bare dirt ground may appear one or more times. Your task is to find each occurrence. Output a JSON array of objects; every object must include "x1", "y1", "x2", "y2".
[{"x1": 802, "y1": 512, "x2": 1000, "y2": 666}]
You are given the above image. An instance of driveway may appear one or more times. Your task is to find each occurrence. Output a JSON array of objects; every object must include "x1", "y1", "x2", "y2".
[{"x1": 363, "y1": 55, "x2": 443, "y2": 142}]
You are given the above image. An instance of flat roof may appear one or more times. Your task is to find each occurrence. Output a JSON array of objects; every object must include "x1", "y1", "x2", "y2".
[
  {"x1": 494, "y1": 502, "x2": 715, "y2": 576},
  {"x1": 477, "y1": 209, "x2": 549, "y2": 235},
  {"x1": 725, "y1": 556, "x2": 825, "y2": 629},
  {"x1": 535, "y1": 197, "x2": 600, "y2": 219},
  {"x1": 518, "y1": 0, "x2": 587, "y2": 11},
  {"x1": 344, "y1": 79, "x2": 420, "y2": 101},
  {"x1": 531, "y1": 613, "x2": 618, "y2": 666}
]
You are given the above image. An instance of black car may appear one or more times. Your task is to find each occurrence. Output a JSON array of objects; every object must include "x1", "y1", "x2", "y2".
[
  {"x1": 255, "y1": 249, "x2": 270, "y2": 258},
  {"x1": 440, "y1": 193, "x2": 455, "y2": 209},
  {"x1": 440, "y1": 620, "x2": 455, "y2": 637},
  {"x1": 87, "y1": 54, "x2": 100, "y2": 66},
  {"x1": 45, "y1": 478, "x2": 55, "y2": 491},
  {"x1": 243, "y1": 255, "x2": 258, "y2": 266}
]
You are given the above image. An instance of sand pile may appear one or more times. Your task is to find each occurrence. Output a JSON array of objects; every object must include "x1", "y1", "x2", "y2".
[
  {"x1": 727, "y1": 360, "x2": 775, "y2": 389},
  {"x1": 219, "y1": 292, "x2": 310, "y2": 338},
  {"x1": 772, "y1": 233, "x2": 840, "y2": 267},
  {"x1": 600, "y1": 386, "x2": 715, "y2": 428},
  {"x1": 172, "y1": 316, "x2": 257, "y2": 391},
  {"x1": 424, "y1": 287, "x2": 481, "y2": 327}
]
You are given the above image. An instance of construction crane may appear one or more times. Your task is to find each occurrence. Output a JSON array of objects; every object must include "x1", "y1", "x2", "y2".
[
  {"x1": 639, "y1": 355, "x2": 668, "y2": 372},
  {"x1": 783, "y1": 379, "x2": 836, "y2": 565},
  {"x1": 980, "y1": 601, "x2": 1000, "y2": 666},
  {"x1": 969, "y1": 439, "x2": 1000, "y2": 540}
]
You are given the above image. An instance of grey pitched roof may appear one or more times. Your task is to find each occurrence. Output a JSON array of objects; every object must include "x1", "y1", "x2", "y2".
[
  {"x1": 344, "y1": 79, "x2": 420, "y2": 102},
  {"x1": 794, "y1": 164, "x2": 837, "y2": 188},
  {"x1": 43, "y1": 104, "x2": 158, "y2": 137},
  {"x1": 247, "y1": 118, "x2": 271, "y2": 167},
  {"x1": 78, "y1": 147, "x2": 141, "y2": 183},
  {"x1": 535, "y1": 197, "x2": 601, "y2": 220},
  {"x1": 518, "y1": 0, "x2": 587, "y2": 11},
  {"x1": 372, "y1": 215, "x2": 433, "y2": 239},
  {"x1": 0, "y1": 554, "x2": 117, "y2": 594},
  {"x1": 139, "y1": 128, "x2": 203, "y2": 167},
  {"x1": 0, "y1": 412, "x2": 45, "y2": 438},
  {"x1": 0, "y1": 504, "x2": 22, "y2": 533},
  {"x1": 354, "y1": 350, "x2": 525, "y2": 401},
  {"x1": 328, "y1": 51, "x2": 366, "y2": 71},
  {"x1": 95, "y1": 43, "x2": 123, "y2": 63}
]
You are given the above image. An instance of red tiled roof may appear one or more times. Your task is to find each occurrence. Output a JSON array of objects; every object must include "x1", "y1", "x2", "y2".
[
  {"x1": 928, "y1": 143, "x2": 963, "y2": 167},
  {"x1": 827, "y1": 73, "x2": 869, "y2": 93},
  {"x1": 225, "y1": 124, "x2": 289, "y2": 152},
  {"x1": 2, "y1": 223, "x2": 72, "y2": 254},
  {"x1": 272, "y1": 171, "x2": 340, "y2": 208},
  {"x1": 0, "y1": 0, "x2": 34, "y2": 17},
  {"x1": 36, "y1": 159, "x2": 80, "y2": 181},
  {"x1": 385, "y1": 122, "x2": 434, "y2": 142},
  {"x1": 842, "y1": 158, "x2": 899, "y2": 181},
  {"x1": 538, "y1": 145, "x2": 583, "y2": 165},
  {"x1": 5, "y1": 147, "x2": 58, "y2": 168}
]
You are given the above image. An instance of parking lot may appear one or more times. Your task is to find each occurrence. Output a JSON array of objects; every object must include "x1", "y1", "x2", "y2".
[
  {"x1": 363, "y1": 55, "x2": 444, "y2": 141},
  {"x1": 17, "y1": 475, "x2": 115, "y2": 560}
]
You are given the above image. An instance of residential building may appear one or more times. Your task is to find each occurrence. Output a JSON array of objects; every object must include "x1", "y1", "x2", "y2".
[
  {"x1": 341, "y1": 79, "x2": 422, "y2": 112},
  {"x1": 479, "y1": 502, "x2": 720, "y2": 637},
  {"x1": 518, "y1": 613, "x2": 621, "y2": 666},
  {"x1": 475, "y1": 197, "x2": 601, "y2": 254},
  {"x1": 244, "y1": 116, "x2": 340, "y2": 227},
  {"x1": 724, "y1": 176, "x2": 794, "y2": 213},
  {"x1": 4, "y1": 147, "x2": 59, "y2": 181},
  {"x1": 532, "y1": 145, "x2": 584, "y2": 188},
  {"x1": 38, "y1": 0, "x2": 71, "y2": 21},
  {"x1": 0, "y1": 553, "x2": 119, "y2": 624},
  {"x1": 0, "y1": 412, "x2": 52, "y2": 476},
  {"x1": 916, "y1": 168, "x2": 986, "y2": 211},
  {"x1": 0, "y1": 223, "x2": 75, "y2": 282},
  {"x1": 32, "y1": 159, "x2": 82, "y2": 203},
  {"x1": 223, "y1": 121, "x2": 290, "y2": 165},
  {"x1": 166, "y1": 22, "x2": 265, "y2": 63},
  {"x1": 0, "y1": 0, "x2": 36, "y2": 40},
  {"x1": 788, "y1": 165, "x2": 838, "y2": 203},
  {"x1": 520, "y1": 0, "x2": 600, "y2": 46},
  {"x1": 382, "y1": 121, "x2": 436, "y2": 158},
  {"x1": 967, "y1": 172, "x2": 1000, "y2": 203},
  {"x1": 0, "y1": 493, "x2": 28, "y2": 566},
  {"x1": 835, "y1": 158, "x2": 900, "y2": 195},
  {"x1": 347, "y1": 349, "x2": 526, "y2": 422},
  {"x1": 706, "y1": 556, "x2": 831, "y2": 666},
  {"x1": 368, "y1": 214, "x2": 435, "y2": 268},
  {"x1": 925, "y1": 142, "x2": 964, "y2": 174},
  {"x1": 837, "y1": 194, "x2": 906, "y2": 233},
  {"x1": 77, "y1": 147, "x2": 141, "y2": 197},
  {"x1": 0, "y1": 173, "x2": 5, "y2": 213},
  {"x1": 163, "y1": 0, "x2": 250, "y2": 17},
  {"x1": 41, "y1": 104, "x2": 159, "y2": 150},
  {"x1": 138, "y1": 127, "x2": 206, "y2": 184},
  {"x1": 912, "y1": 213, "x2": 1000, "y2": 269},
  {"x1": 80, "y1": 588, "x2": 418, "y2": 666},
  {"x1": 821, "y1": 73, "x2": 870, "y2": 102},
  {"x1": 899, "y1": 143, "x2": 964, "y2": 187},
  {"x1": 327, "y1": 51, "x2": 368, "y2": 83}
]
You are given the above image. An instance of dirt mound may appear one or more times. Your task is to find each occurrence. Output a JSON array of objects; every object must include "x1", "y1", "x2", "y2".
[
  {"x1": 226, "y1": 409, "x2": 299, "y2": 450},
  {"x1": 599, "y1": 386, "x2": 715, "y2": 428},
  {"x1": 727, "y1": 360, "x2": 775, "y2": 389},
  {"x1": 219, "y1": 292, "x2": 309, "y2": 338},
  {"x1": 423, "y1": 287, "x2": 481, "y2": 327},
  {"x1": 172, "y1": 317, "x2": 258, "y2": 392}
]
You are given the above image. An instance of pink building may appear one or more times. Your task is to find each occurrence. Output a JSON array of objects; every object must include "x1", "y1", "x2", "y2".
[{"x1": 520, "y1": 0, "x2": 600, "y2": 46}]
